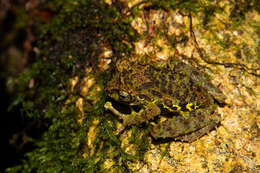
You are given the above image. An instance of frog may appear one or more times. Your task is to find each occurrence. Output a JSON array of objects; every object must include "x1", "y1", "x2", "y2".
[{"x1": 104, "y1": 57, "x2": 226, "y2": 142}]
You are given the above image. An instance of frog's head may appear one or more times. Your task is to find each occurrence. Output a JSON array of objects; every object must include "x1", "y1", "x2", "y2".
[
  {"x1": 106, "y1": 79, "x2": 146, "y2": 106},
  {"x1": 106, "y1": 72, "x2": 136, "y2": 104},
  {"x1": 106, "y1": 61, "x2": 149, "y2": 106},
  {"x1": 107, "y1": 87, "x2": 150, "y2": 106}
]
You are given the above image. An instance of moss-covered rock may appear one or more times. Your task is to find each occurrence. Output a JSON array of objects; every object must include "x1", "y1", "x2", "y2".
[{"x1": 6, "y1": 0, "x2": 260, "y2": 172}]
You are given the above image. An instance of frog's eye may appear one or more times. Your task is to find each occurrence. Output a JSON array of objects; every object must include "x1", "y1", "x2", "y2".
[{"x1": 119, "y1": 91, "x2": 132, "y2": 102}]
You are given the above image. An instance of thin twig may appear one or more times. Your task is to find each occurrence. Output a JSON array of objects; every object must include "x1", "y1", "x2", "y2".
[{"x1": 188, "y1": 13, "x2": 260, "y2": 77}]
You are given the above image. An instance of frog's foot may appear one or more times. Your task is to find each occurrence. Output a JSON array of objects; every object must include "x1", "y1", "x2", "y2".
[{"x1": 104, "y1": 101, "x2": 160, "y2": 133}]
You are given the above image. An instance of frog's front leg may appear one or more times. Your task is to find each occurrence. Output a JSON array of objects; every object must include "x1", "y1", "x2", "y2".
[{"x1": 104, "y1": 102, "x2": 160, "y2": 133}]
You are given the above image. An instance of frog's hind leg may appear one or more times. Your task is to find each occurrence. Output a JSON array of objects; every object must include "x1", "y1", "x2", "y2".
[
  {"x1": 174, "y1": 120, "x2": 219, "y2": 142},
  {"x1": 151, "y1": 112, "x2": 221, "y2": 142}
]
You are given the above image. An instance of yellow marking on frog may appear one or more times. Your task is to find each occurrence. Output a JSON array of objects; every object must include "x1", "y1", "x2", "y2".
[
  {"x1": 186, "y1": 103, "x2": 194, "y2": 111},
  {"x1": 164, "y1": 103, "x2": 199, "y2": 113},
  {"x1": 163, "y1": 104, "x2": 181, "y2": 112},
  {"x1": 162, "y1": 102, "x2": 201, "y2": 119},
  {"x1": 172, "y1": 105, "x2": 181, "y2": 111},
  {"x1": 165, "y1": 104, "x2": 189, "y2": 119},
  {"x1": 186, "y1": 103, "x2": 200, "y2": 111}
]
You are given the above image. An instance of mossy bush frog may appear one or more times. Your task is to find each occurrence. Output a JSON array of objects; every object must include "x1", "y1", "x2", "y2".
[{"x1": 105, "y1": 58, "x2": 226, "y2": 142}]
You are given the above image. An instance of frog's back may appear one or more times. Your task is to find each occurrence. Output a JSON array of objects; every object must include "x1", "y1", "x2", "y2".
[{"x1": 121, "y1": 62, "x2": 217, "y2": 109}]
